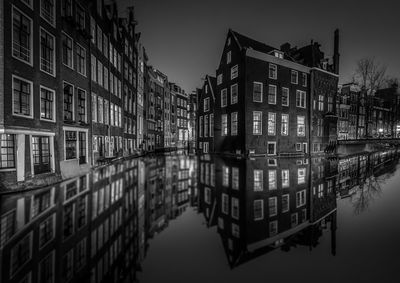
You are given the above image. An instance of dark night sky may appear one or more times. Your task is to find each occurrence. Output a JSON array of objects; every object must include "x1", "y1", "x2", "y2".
[{"x1": 123, "y1": 0, "x2": 400, "y2": 93}]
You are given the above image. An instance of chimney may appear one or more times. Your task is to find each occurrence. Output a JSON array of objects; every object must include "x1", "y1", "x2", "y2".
[
  {"x1": 333, "y1": 29, "x2": 340, "y2": 75},
  {"x1": 280, "y1": 43, "x2": 291, "y2": 53}
]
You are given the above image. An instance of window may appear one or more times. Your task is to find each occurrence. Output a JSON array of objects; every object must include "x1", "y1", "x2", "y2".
[
  {"x1": 296, "y1": 190, "x2": 306, "y2": 207},
  {"x1": 317, "y1": 118, "x2": 323, "y2": 137},
  {"x1": 77, "y1": 89, "x2": 86, "y2": 123},
  {"x1": 210, "y1": 114, "x2": 214, "y2": 137},
  {"x1": 97, "y1": 60, "x2": 103, "y2": 87},
  {"x1": 92, "y1": 93, "x2": 97, "y2": 122},
  {"x1": 76, "y1": 44, "x2": 86, "y2": 76},
  {"x1": 282, "y1": 194, "x2": 290, "y2": 212},
  {"x1": 204, "y1": 115, "x2": 209, "y2": 137},
  {"x1": 79, "y1": 132, "x2": 87, "y2": 164},
  {"x1": 268, "y1": 85, "x2": 277, "y2": 104},
  {"x1": 40, "y1": 87, "x2": 55, "y2": 121},
  {"x1": 253, "y1": 111, "x2": 262, "y2": 135},
  {"x1": 76, "y1": 4, "x2": 85, "y2": 30},
  {"x1": 302, "y1": 73, "x2": 307, "y2": 87},
  {"x1": 231, "y1": 112, "x2": 238, "y2": 136},
  {"x1": 231, "y1": 197, "x2": 239, "y2": 220},
  {"x1": 222, "y1": 166, "x2": 229, "y2": 187},
  {"x1": 63, "y1": 83, "x2": 74, "y2": 121},
  {"x1": 298, "y1": 168, "x2": 306, "y2": 184},
  {"x1": 297, "y1": 116, "x2": 305, "y2": 137},
  {"x1": 282, "y1": 170, "x2": 289, "y2": 188},
  {"x1": 104, "y1": 100, "x2": 109, "y2": 125},
  {"x1": 318, "y1": 95, "x2": 324, "y2": 111},
  {"x1": 204, "y1": 97, "x2": 210, "y2": 112},
  {"x1": 281, "y1": 114, "x2": 289, "y2": 135},
  {"x1": 221, "y1": 114, "x2": 228, "y2": 136},
  {"x1": 232, "y1": 167, "x2": 239, "y2": 190},
  {"x1": 10, "y1": 233, "x2": 32, "y2": 276},
  {"x1": 217, "y1": 74, "x2": 222, "y2": 85},
  {"x1": 269, "y1": 197, "x2": 277, "y2": 216},
  {"x1": 268, "y1": 112, "x2": 276, "y2": 135},
  {"x1": 231, "y1": 84, "x2": 238, "y2": 104},
  {"x1": 291, "y1": 70, "x2": 298, "y2": 84},
  {"x1": 39, "y1": 214, "x2": 55, "y2": 248},
  {"x1": 227, "y1": 51, "x2": 231, "y2": 64},
  {"x1": 222, "y1": 193, "x2": 229, "y2": 214},
  {"x1": 65, "y1": 131, "x2": 77, "y2": 160},
  {"x1": 97, "y1": 96, "x2": 103, "y2": 123},
  {"x1": 104, "y1": 66, "x2": 108, "y2": 90},
  {"x1": 254, "y1": 200, "x2": 264, "y2": 220},
  {"x1": 40, "y1": 29, "x2": 55, "y2": 75},
  {"x1": 40, "y1": 0, "x2": 55, "y2": 25},
  {"x1": 62, "y1": 0, "x2": 73, "y2": 17},
  {"x1": 62, "y1": 33, "x2": 73, "y2": 68},
  {"x1": 268, "y1": 170, "x2": 277, "y2": 190},
  {"x1": 296, "y1": 90, "x2": 306, "y2": 108},
  {"x1": 0, "y1": 134, "x2": 16, "y2": 169},
  {"x1": 296, "y1": 143, "x2": 302, "y2": 151},
  {"x1": 253, "y1": 82, "x2": 263, "y2": 102},
  {"x1": 38, "y1": 252, "x2": 54, "y2": 283},
  {"x1": 269, "y1": 64, "x2": 277, "y2": 79},
  {"x1": 269, "y1": 220, "x2": 278, "y2": 236},
  {"x1": 199, "y1": 116, "x2": 203, "y2": 137},
  {"x1": 282, "y1": 87, "x2": 289, "y2": 106},
  {"x1": 91, "y1": 54, "x2": 96, "y2": 82},
  {"x1": 267, "y1": 142, "x2": 276, "y2": 155},
  {"x1": 291, "y1": 213, "x2": 298, "y2": 227},
  {"x1": 254, "y1": 169, "x2": 263, "y2": 191},
  {"x1": 221, "y1": 89, "x2": 227, "y2": 107},
  {"x1": 13, "y1": 76, "x2": 33, "y2": 117},
  {"x1": 232, "y1": 223, "x2": 240, "y2": 238},
  {"x1": 12, "y1": 7, "x2": 32, "y2": 64},
  {"x1": 231, "y1": 65, "x2": 238, "y2": 79}
]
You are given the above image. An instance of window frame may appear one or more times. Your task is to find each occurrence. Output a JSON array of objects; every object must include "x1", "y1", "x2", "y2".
[
  {"x1": 269, "y1": 63, "x2": 277, "y2": 79},
  {"x1": 12, "y1": 75, "x2": 34, "y2": 119},
  {"x1": 268, "y1": 84, "x2": 277, "y2": 104},
  {"x1": 230, "y1": 64, "x2": 238, "y2": 80},
  {"x1": 39, "y1": 85, "x2": 56, "y2": 122},
  {"x1": 230, "y1": 83, "x2": 238, "y2": 104},
  {"x1": 40, "y1": 0, "x2": 56, "y2": 27},
  {"x1": 75, "y1": 43, "x2": 87, "y2": 77},
  {"x1": 281, "y1": 113, "x2": 289, "y2": 136},
  {"x1": 11, "y1": 6, "x2": 33, "y2": 66},
  {"x1": 62, "y1": 32, "x2": 74, "y2": 69},
  {"x1": 291, "y1": 70, "x2": 298, "y2": 84},
  {"x1": 282, "y1": 87, "x2": 289, "y2": 106},
  {"x1": 252, "y1": 111, "x2": 262, "y2": 135},
  {"x1": 231, "y1": 112, "x2": 238, "y2": 136},
  {"x1": 253, "y1": 82, "x2": 263, "y2": 103},
  {"x1": 267, "y1": 141, "x2": 276, "y2": 156},
  {"x1": 40, "y1": 27, "x2": 56, "y2": 76}
]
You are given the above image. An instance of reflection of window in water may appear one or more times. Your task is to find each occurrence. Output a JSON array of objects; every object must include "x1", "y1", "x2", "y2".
[
  {"x1": 268, "y1": 170, "x2": 277, "y2": 190},
  {"x1": 222, "y1": 166, "x2": 229, "y2": 187},
  {"x1": 253, "y1": 170, "x2": 263, "y2": 191},
  {"x1": 232, "y1": 167, "x2": 239, "y2": 190},
  {"x1": 298, "y1": 168, "x2": 306, "y2": 184},
  {"x1": 282, "y1": 170, "x2": 290, "y2": 188}
]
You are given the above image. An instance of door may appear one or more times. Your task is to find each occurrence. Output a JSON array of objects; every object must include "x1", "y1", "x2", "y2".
[{"x1": 32, "y1": 136, "x2": 51, "y2": 175}]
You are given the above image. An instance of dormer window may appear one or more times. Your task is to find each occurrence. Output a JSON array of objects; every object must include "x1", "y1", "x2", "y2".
[
  {"x1": 274, "y1": 50, "x2": 283, "y2": 59},
  {"x1": 322, "y1": 61, "x2": 327, "y2": 70},
  {"x1": 227, "y1": 37, "x2": 231, "y2": 46},
  {"x1": 205, "y1": 85, "x2": 208, "y2": 94},
  {"x1": 227, "y1": 51, "x2": 231, "y2": 64}
]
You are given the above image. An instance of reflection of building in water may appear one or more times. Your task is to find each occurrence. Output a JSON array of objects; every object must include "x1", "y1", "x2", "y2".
[
  {"x1": 0, "y1": 154, "x2": 196, "y2": 283},
  {"x1": 337, "y1": 149, "x2": 400, "y2": 199},
  {"x1": 198, "y1": 155, "x2": 338, "y2": 268}
]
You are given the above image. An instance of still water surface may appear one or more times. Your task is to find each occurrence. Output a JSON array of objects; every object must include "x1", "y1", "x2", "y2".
[{"x1": 1, "y1": 149, "x2": 400, "y2": 283}]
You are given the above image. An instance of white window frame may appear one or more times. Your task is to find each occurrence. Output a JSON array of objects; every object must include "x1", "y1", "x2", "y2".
[
  {"x1": 40, "y1": 0, "x2": 56, "y2": 27},
  {"x1": 267, "y1": 141, "x2": 276, "y2": 156},
  {"x1": 269, "y1": 63, "x2": 277, "y2": 79},
  {"x1": 253, "y1": 82, "x2": 263, "y2": 103},
  {"x1": 296, "y1": 189, "x2": 306, "y2": 207},
  {"x1": 253, "y1": 111, "x2": 262, "y2": 135},
  {"x1": 221, "y1": 88, "x2": 227, "y2": 108},
  {"x1": 77, "y1": 87, "x2": 87, "y2": 123},
  {"x1": 297, "y1": 115, "x2": 306, "y2": 137},
  {"x1": 282, "y1": 170, "x2": 290, "y2": 188},
  {"x1": 302, "y1": 73, "x2": 307, "y2": 87},
  {"x1": 230, "y1": 83, "x2": 238, "y2": 104},
  {"x1": 281, "y1": 114, "x2": 289, "y2": 136},
  {"x1": 40, "y1": 27, "x2": 56, "y2": 76},
  {"x1": 227, "y1": 51, "x2": 231, "y2": 64},
  {"x1": 296, "y1": 90, "x2": 307, "y2": 108},
  {"x1": 75, "y1": 43, "x2": 87, "y2": 77},
  {"x1": 269, "y1": 197, "x2": 278, "y2": 217},
  {"x1": 282, "y1": 194, "x2": 290, "y2": 212},
  {"x1": 203, "y1": 97, "x2": 210, "y2": 112},
  {"x1": 291, "y1": 70, "x2": 298, "y2": 84},
  {"x1": 39, "y1": 85, "x2": 56, "y2": 122},
  {"x1": 62, "y1": 32, "x2": 74, "y2": 69},
  {"x1": 221, "y1": 114, "x2": 228, "y2": 136},
  {"x1": 268, "y1": 112, "x2": 276, "y2": 136},
  {"x1": 217, "y1": 74, "x2": 222, "y2": 85},
  {"x1": 282, "y1": 87, "x2": 289, "y2": 106},
  {"x1": 231, "y1": 65, "x2": 238, "y2": 80},
  {"x1": 254, "y1": 199, "x2": 264, "y2": 221},
  {"x1": 231, "y1": 112, "x2": 238, "y2": 136},
  {"x1": 222, "y1": 193, "x2": 229, "y2": 215},
  {"x1": 268, "y1": 85, "x2": 277, "y2": 105},
  {"x1": 12, "y1": 6, "x2": 33, "y2": 66},
  {"x1": 12, "y1": 75, "x2": 34, "y2": 119}
]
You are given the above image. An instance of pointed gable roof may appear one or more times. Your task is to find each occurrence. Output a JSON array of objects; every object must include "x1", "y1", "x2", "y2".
[
  {"x1": 206, "y1": 75, "x2": 216, "y2": 102},
  {"x1": 229, "y1": 29, "x2": 276, "y2": 54}
]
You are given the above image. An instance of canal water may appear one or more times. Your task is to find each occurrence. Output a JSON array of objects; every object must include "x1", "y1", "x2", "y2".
[{"x1": 1, "y1": 149, "x2": 400, "y2": 283}]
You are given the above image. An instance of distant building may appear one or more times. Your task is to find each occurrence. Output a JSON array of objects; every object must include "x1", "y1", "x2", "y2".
[
  {"x1": 197, "y1": 75, "x2": 216, "y2": 153},
  {"x1": 170, "y1": 83, "x2": 188, "y2": 148},
  {"x1": 337, "y1": 86, "x2": 350, "y2": 140},
  {"x1": 341, "y1": 83, "x2": 365, "y2": 139}
]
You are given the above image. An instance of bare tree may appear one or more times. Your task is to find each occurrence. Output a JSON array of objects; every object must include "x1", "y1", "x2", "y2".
[{"x1": 353, "y1": 57, "x2": 387, "y2": 95}]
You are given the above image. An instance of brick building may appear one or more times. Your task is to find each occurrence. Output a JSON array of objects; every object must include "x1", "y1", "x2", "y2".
[
  {"x1": 210, "y1": 29, "x2": 339, "y2": 156},
  {"x1": 341, "y1": 83, "x2": 366, "y2": 139},
  {"x1": 197, "y1": 75, "x2": 216, "y2": 153},
  {"x1": 0, "y1": 0, "x2": 140, "y2": 189},
  {"x1": 170, "y1": 83, "x2": 188, "y2": 149}
]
